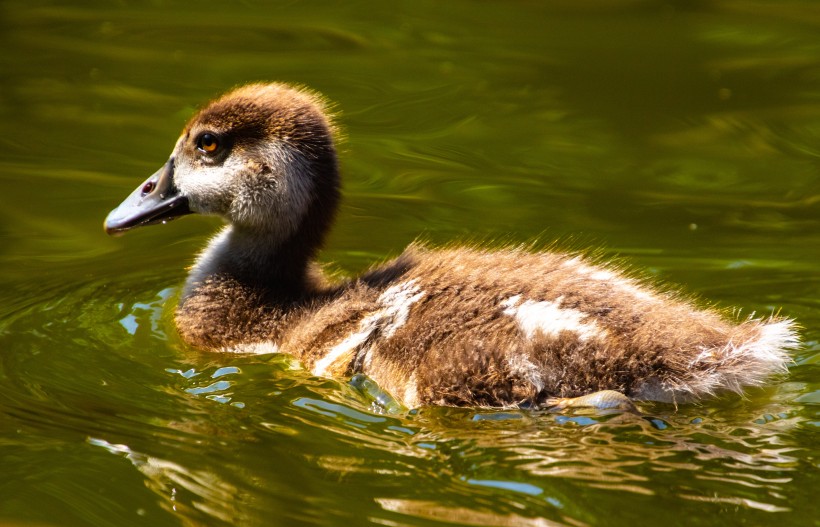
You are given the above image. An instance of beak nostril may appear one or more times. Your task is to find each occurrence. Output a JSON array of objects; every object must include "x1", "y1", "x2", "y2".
[{"x1": 141, "y1": 180, "x2": 156, "y2": 196}]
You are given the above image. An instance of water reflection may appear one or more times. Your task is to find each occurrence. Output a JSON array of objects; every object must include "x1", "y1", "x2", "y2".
[
  {"x1": 376, "y1": 498, "x2": 577, "y2": 527},
  {"x1": 118, "y1": 287, "x2": 174, "y2": 337},
  {"x1": 84, "y1": 384, "x2": 801, "y2": 527},
  {"x1": 88, "y1": 437, "x2": 243, "y2": 526}
]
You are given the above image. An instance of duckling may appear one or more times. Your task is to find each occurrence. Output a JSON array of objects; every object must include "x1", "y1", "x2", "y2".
[{"x1": 104, "y1": 83, "x2": 799, "y2": 409}]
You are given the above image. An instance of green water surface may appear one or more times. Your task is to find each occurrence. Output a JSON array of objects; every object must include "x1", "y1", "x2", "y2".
[{"x1": 1, "y1": 1, "x2": 819, "y2": 526}]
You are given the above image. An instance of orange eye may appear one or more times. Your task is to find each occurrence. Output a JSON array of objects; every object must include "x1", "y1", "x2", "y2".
[{"x1": 197, "y1": 133, "x2": 219, "y2": 153}]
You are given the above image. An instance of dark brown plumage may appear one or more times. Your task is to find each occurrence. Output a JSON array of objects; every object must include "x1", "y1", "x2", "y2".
[{"x1": 105, "y1": 83, "x2": 799, "y2": 409}]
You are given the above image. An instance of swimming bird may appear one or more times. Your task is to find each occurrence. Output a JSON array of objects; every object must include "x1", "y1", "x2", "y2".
[{"x1": 104, "y1": 83, "x2": 798, "y2": 410}]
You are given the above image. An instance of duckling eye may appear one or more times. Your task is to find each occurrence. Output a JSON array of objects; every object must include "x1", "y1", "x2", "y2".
[{"x1": 196, "y1": 133, "x2": 220, "y2": 154}]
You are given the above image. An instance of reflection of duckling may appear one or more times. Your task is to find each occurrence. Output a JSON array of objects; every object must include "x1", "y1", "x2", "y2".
[{"x1": 105, "y1": 83, "x2": 799, "y2": 410}]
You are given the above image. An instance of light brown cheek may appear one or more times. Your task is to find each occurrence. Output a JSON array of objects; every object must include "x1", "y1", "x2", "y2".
[{"x1": 245, "y1": 159, "x2": 264, "y2": 172}]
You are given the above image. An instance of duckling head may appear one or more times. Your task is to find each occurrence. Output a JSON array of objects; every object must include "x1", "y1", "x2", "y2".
[{"x1": 105, "y1": 83, "x2": 340, "y2": 249}]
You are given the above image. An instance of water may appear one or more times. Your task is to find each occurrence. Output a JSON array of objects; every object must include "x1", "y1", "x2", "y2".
[{"x1": 1, "y1": 1, "x2": 819, "y2": 526}]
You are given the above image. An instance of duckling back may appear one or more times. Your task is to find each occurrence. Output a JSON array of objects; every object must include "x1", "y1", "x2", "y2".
[{"x1": 178, "y1": 244, "x2": 797, "y2": 408}]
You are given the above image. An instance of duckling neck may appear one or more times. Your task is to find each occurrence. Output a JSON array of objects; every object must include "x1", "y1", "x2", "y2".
[{"x1": 183, "y1": 223, "x2": 324, "y2": 302}]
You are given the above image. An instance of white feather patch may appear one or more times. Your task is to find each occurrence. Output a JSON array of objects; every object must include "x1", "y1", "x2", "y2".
[
  {"x1": 501, "y1": 295, "x2": 605, "y2": 342},
  {"x1": 312, "y1": 322, "x2": 377, "y2": 376},
  {"x1": 312, "y1": 280, "x2": 426, "y2": 376},
  {"x1": 505, "y1": 354, "x2": 545, "y2": 393},
  {"x1": 562, "y1": 256, "x2": 658, "y2": 303},
  {"x1": 377, "y1": 279, "x2": 427, "y2": 338},
  {"x1": 403, "y1": 372, "x2": 420, "y2": 408}
]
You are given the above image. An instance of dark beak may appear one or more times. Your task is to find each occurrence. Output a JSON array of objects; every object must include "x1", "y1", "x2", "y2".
[{"x1": 104, "y1": 158, "x2": 192, "y2": 235}]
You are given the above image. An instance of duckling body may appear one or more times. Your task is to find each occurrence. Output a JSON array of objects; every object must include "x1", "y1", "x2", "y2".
[{"x1": 105, "y1": 83, "x2": 798, "y2": 409}]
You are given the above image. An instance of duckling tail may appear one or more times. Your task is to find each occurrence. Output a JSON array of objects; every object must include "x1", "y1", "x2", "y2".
[{"x1": 670, "y1": 316, "x2": 799, "y2": 400}]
